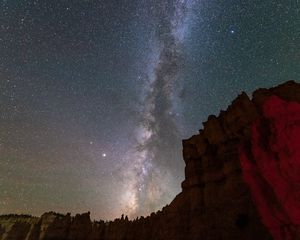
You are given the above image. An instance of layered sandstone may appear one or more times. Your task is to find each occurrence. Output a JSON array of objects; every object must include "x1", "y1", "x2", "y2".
[{"x1": 1, "y1": 80, "x2": 299, "y2": 240}]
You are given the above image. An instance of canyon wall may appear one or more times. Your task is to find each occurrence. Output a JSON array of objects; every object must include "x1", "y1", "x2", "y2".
[{"x1": 1, "y1": 80, "x2": 300, "y2": 240}]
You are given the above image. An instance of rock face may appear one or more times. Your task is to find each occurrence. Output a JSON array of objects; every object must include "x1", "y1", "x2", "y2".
[
  {"x1": 1, "y1": 80, "x2": 300, "y2": 240},
  {"x1": 240, "y1": 95, "x2": 300, "y2": 240}
]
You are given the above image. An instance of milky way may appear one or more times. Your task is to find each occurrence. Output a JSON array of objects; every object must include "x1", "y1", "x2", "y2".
[
  {"x1": 120, "y1": 0, "x2": 194, "y2": 217},
  {"x1": 1, "y1": 0, "x2": 299, "y2": 220}
]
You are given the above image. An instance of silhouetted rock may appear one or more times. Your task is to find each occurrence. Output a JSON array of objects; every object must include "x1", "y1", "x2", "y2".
[
  {"x1": 38, "y1": 212, "x2": 71, "y2": 240},
  {"x1": 0, "y1": 80, "x2": 299, "y2": 239}
]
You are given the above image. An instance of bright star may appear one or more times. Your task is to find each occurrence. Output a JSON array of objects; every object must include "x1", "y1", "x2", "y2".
[{"x1": 102, "y1": 153, "x2": 106, "y2": 157}]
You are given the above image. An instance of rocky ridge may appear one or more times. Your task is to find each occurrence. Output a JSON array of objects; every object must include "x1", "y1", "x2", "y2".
[{"x1": 1, "y1": 80, "x2": 300, "y2": 240}]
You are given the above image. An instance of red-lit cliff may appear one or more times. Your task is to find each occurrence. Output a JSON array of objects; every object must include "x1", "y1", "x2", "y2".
[{"x1": 1, "y1": 80, "x2": 300, "y2": 240}]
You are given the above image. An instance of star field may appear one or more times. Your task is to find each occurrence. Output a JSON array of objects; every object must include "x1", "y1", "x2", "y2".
[{"x1": 0, "y1": 0, "x2": 300, "y2": 220}]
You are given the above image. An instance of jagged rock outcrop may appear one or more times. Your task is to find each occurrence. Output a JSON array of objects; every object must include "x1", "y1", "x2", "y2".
[{"x1": 1, "y1": 80, "x2": 300, "y2": 240}]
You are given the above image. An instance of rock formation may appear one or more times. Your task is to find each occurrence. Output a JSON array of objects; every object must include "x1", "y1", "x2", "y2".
[
  {"x1": 1, "y1": 80, "x2": 300, "y2": 240},
  {"x1": 240, "y1": 95, "x2": 300, "y2": 240}
]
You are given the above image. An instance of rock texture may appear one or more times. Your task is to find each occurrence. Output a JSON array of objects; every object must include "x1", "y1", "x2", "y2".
[
  {"x1": 240, "y1": 95, "x2": 300, "y2": 240},
  {"x1": 1, "y1": 80, "x2": 300, "y2": 240}
]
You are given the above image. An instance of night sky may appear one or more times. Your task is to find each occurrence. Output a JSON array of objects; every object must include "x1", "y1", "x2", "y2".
[{"x1": 1, "y1": 0, "x2": 299, "y2": 220}]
